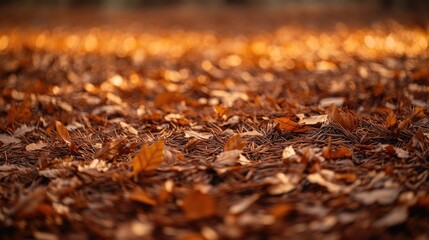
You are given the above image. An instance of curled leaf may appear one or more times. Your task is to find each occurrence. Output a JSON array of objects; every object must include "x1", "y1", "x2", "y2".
[
  {"x1": 55, "y1": 120, "x2": 71, "y2": 146},
  {"x1": 328, "y1": 106, "x2": 357, "y2": 132}
]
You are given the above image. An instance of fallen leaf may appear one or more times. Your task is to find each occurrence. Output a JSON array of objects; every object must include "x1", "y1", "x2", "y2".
[
  {"x1": 119, "y1": 121, "x2": 139, "y2": 135},
  {"x1": 78, "y1": 159, "x2": 111, "y2": 172},
  {"x1": 13, "y1": 124, "x2": 35, "y2": 137},
  {"x1": 221, "y1": 115, "x2": 241, "y2": 127},
  {"x1": 379, "y1": 144, "x2": 410, "y2": 159},
  {"x1": 182, "y1": 190, "x2": 216, "y2": 220},
  {"x1": 132, "y1": 140, "x2": 164, "y2": 174},
  {"x1": 322, "y1": 139, "x2": 353, "y2": 159},
  {"x1": 213, "y1": 150, "x2": 248, "y2": 168},
  {"x1": 353, "y1": 188, "x2": 400, "y2": 205},
  {"x1": 386, "y1": 109, "x2": 397, "y2": 129},
  {"x1": 25, "y1": 141, "x2": 48, "y2": 151},
  {"x1": 127, "y1": 187, "x2": 157, "y2": 206},
  {"x1": 66, "y1": 122, "x2": 85, "y2": 131},
  {"x1": 328, "y1": 106, "x2": 357, "y2": 132},
  {"x1": 184, "y1": 130, "x2": 213, "y2": 140},
  {"x1": 320, "y1": 97, "x2": 344, "y2": 107},
  {"x1": 298, "y1": 114, "x2": 328, "y2": 126},
  {"x1": 92, "y1": 105, "x2": 125, "y2": 116},
  {"x1": 239, "y1": 130, "x2": 263, "y2": 137},
  {"x1": 282, "y1": 145, "x2": 296, "y2": 159},
  {"x1": 374, "y1": 207, "x2": 408, "y2": 227},
  {"x1": 55, "y1": 120, "x2": 72, "y2": 146},
  {"x1": 266, "y1": 173, "x2": 297, "y2": 195},
  {"x1": 0, "y1": 134, "x2": 21, "y2": 145},
  {"x1": 229, "y1": 194, "x2": 259, "y2": 214},
  {"x1": 274, "y1": 117, "x2": 312, "y2": 133},
  {"x1": 307, "y1": 172, "x2": 344, "y2": 194},
  {"x1": 224, "y1": 134, "x2": 246, "y2": 151},
  {"x1": 95, "y1": 136, "x2": 127, "y2": 161}
]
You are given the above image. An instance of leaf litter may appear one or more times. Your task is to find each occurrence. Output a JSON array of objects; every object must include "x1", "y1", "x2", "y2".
[{"x1": 1, "y1": 7, "x2": 429, "y2": 240}]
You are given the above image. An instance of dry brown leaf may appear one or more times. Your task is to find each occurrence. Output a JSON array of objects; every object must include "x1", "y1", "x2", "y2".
[
  {"x1": 374, "y1": 207, "x2": 408, "y2": 227},
  {"x1": 55, "y1": 120, "x2": 71, "y2": 146},
  {"x1": 386, "y1": 109, "x2": 397, "y2": 129},
  {"x1": 266, "y1": 173, "x2": 297, "y2": 195},
  {"x1": 13, "y1": 124, "x2": 35, "y2": 137},
  {"x1": 298, "y1": 114, "x2": 328, "y2": 126},
  {"x1": 119, "y1": 121, "x2": 139, "y2": 135},
  {"x1": 184, "y1": 130, "x2": 213, "y2": 140},
  {"x1": 274, "y1": 117, "x2": 312, "y2": 133},
  {"x1": 328, "y1": 106, "x2": 357, "y2": 132},
  {"x1": 224, "y1": 134, "x2": 246, "y2": 151},
  {"x1": 0, "y1": 134, "x2": 21, "y2": 145},
  {"x1": 182, "y1": 190, "x2": 216, "y2": 220},
  {"x1": 127, "y1": 187, "x2": 157, "y2": 206},
  {"x1": 132, "y1": 140, "x2": 164, "y2": 174},
  {"x1": 25, "y1": 141, "x2": 48, "y2": 151},
  {"x1": 353, "y1": 188, "x2": 400, "y2": 205},
  {"x1": 229, "y1": 194, "x2": 259, "y2": 214},
  {"x1": 322, "y1": 139, "x2": 353, "y2": 160},
  {"x1": 95, "y1": 136, "x2": 127, "y2": 161},
  {"x1": 320, "y1": 97, "x2": 344, "y2": 107}
]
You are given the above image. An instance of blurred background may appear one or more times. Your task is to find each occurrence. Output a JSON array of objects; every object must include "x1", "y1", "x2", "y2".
[{"x1": 0, "y1": 0, "x2": 428, "y2": 10}]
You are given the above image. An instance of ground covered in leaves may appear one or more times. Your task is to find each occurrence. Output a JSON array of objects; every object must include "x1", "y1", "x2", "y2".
[{"x1": 1, "y1": 6, "x2": 429, "y2": 240}]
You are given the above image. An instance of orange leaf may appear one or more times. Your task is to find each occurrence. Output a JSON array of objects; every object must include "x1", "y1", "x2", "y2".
[
  {"x1": 224, "y1": 134, "x2": 246, "y2": 151},
  {"x1": 127, "y1": 187, "x2": 157, "y2": 206},
  {"x1": 154, "y1": 92, "x2": 187, "y2": 108},
  {"x1": 323, "y1": 143, "x2": 353, "y2": 160},
  {"x1": 182, "y1": 190, "x2": 216, "y2": 220},
  {"x1": 213, "y1": 104, "x2": 229, "y2": 119},
  {"x1": 55, "y1": 120, "x2": 71, "y2": 146},
  {"x1": 274, "y1": 117, "x2": 311, "y2": 133},
  {"x1": 133, "y1": 140, "x2": 164, "y2": 174},
  {"x1": 386, "y1": 110, "x2": 397, "y2": 129}
]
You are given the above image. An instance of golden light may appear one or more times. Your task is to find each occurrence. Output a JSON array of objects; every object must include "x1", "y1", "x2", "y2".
[
  {"x1": 109, "y1": 74, "x2": 124, "y2": 87},
  {"x1": 0, "y1": 35, "x2": 9, "y2": 51},
  {"x1": 84, "y1": 33, "x2": 98, "y2": 52},
  {"x1": 65, "y1": 34, "x2": 79, "y2": 50}
]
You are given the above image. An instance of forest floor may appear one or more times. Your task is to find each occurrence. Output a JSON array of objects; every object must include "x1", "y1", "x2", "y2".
[{"x1": 1, "y1": 6, "x2": 429, "y2": 240}]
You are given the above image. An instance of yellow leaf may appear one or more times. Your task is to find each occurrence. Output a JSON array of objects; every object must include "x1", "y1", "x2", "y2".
[
  {"x1": 55, "y1": 120, "x2": 71, "y2": 146},
  {"x1": 133, "y1": 140, "x2": 164, "y2": 174},
  {"x1": 224, "y1": 134, "x2": 246, "y2": 151},
  {"x1": 182, "y1": 190, "x2": 216, "y2": 220},
  {"x1": 127, "y1": 187, "x2": 157, "y2": 206}
]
